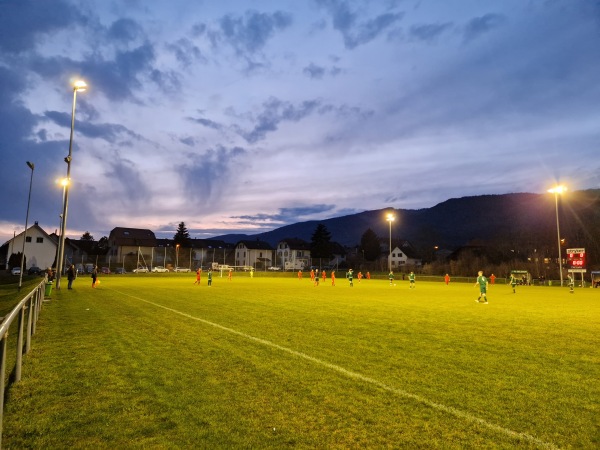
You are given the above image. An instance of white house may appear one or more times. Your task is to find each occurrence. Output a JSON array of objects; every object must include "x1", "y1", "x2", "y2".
[
  {"x1": 1, "y1": 222, "x2": 58, "y2": 270},
  {"x1": 389, "y1": 242, "x2": 422, "y2": 269},
  {"x1": 235, "y1": 240, "x2": 273, "y2": 269},
  {"x1": 276, "y1": 238, "x2": 310, "y2": 270}
]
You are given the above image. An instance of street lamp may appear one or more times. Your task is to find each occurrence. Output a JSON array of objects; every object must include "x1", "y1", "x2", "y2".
[
  {"x1": 386, "y1": 212, "x2": 395, "y2": 272},
  {"x1": 548, "y1": 185, "x2": 566, "y2": 286},
  {"x1": 18, "y1": 161, "x2": 35, "y2": 292},
  {"x1": 176, "y1": 244, "x2": 180, "y2": 268},
  {"x1": 56, "y1": 80, "x2": 86, "y2": 290}
]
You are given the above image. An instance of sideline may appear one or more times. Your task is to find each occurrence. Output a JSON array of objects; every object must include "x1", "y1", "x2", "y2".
[{"x1": 111, "y1": 288, "x2": 559, "y2": 450}]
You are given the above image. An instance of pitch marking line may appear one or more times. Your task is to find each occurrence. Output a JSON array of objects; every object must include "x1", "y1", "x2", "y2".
[{"x1": 112, "y1": 289, "x2": 560, "y2": 450}]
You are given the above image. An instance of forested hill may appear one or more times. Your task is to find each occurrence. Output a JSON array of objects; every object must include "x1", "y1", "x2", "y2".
[{"x1": 215, "y1": 190, "x2": 600, "y2": 256}]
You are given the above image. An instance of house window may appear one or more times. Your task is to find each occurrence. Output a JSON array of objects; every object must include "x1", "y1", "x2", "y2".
[
  {"x1": 25, "y1": 236, "x2": 32, "y2": 243},
  {"x1": 259, "y1": 252, "x2": 263, "y2": 258},
  {"x1": 37, "y1": 237, "x2": 44, "y2": 243},
  {"x1": 297, "y1": 251, "x2": 302, "y2": 257}
]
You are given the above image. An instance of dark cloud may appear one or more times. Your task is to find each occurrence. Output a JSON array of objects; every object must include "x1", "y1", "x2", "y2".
[
  {"x1": 303, "y1": 62, "x2": 344, "y2": 79},
  {"x1": 316, "y1": 0, "x2": 403, "y2": 49},
  {"x1": 303, "y1": 63, "x2": 326, "y2": 79},
  {"x1": 237, "y1": 97, "x2": 322, "y2": 143},
  {"x1": 409, "y1": 23, "x2": 453, "y2": 43},
  {"x1": 28, "y1": 42, "x2": 168, "y2": 101},
  {"x1": 187, "y1": 117, "x2": 223, "y2": 131},
  {"x1": 233, "y1": 205, "x2": 337, "y2": 224},
  {"x1": 463, "y1": 14, "x2": 506, "y2": 42},
  {"x1": 217, "y1": 10, "x2": 293, "y2": 54},
  {"x1": 103, "y1": 154, "x2": 150, "y2": 205},
  {"x1": 167, "y1": 38, "x2": 206, "y2": 67},
  {"x1": 108, "y1": 18, "x2": 144, "y2": 43},
  {"x1": 0, "y1": 0, "x2": 85, "y2": 53},
  {"x1": 178, "y1": 145, "x2": 247, "y2": 202},
  {"x1": 180, "y1": 137, "x2": 196, "y2": 147},
  {"x1": 43, "y1": 111, "x2": 143, "y2": 143}
]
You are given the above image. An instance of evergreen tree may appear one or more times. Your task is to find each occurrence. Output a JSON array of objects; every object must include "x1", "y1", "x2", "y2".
[
  {"x1": 310, "y1": 224, "x2": 333, "y2": 258},
  {"x1": 97, "y1": 236, "x2": 109, "y2": 250},
  {"x1": 174, "y1": 222, "x2": 191, "y2": 247},
  {"x1": 81, "y1": 231, "x2": 94, "y2": 241},
  {"x1": 359, "y1": 228, "x2": 381, "y2": 261}
]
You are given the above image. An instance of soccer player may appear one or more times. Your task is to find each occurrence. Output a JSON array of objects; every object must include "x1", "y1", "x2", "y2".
[
  {"x1": 314, "y1": 271, "x2": 320, "y2": 287},
  {"x1": 298, "y1": 270, "x2": 302, "y2": 280},
  {"x1": 207, "y1": 269, "x2": 213, "y2": 287},
  {"x1": 490, "y1": 273, "x2": 496, "y2": 285},
  {"x1": 228, "y1": 268, "x2": 232, "y2": 281},
  {"x1": 322, "y1": 270, "x2": 326, "y2": 281},
  {"x1": 310, "y1": 269, "x2": 315, "y2": 282},
  {"x1": 357, "y1": 271, "x2": 363, "y2": 283},
  {"x1": 331, "y1": 270, "x2": 336, "y2": 286},
  {"x1": 474, "y1": 271, "x2": 488, "y2": 303},
  {"x1": 194, "y1": 268, "x2": 202, "y2": 285},
  {"x1": 366, "y1": 271, "x2": 371, "y2": 280},
  {"x1": 509, "y1": 273, "x2": 517, "y2": 293},
  {"x1": 388, "y1": 270, "x2": 394, "y2": 285},
  {"x1": 567, "y1": 274, "x2": 575, "y2": 293},
  {"x1": 346, "y1": 269, "x2": 354, "y2": 287},
  {"x1": 444, "y1": 274, "x2": 450, "y2": 285},
  {"x1": 409, "y1": 271, "x2": 416, "y2": 289}
]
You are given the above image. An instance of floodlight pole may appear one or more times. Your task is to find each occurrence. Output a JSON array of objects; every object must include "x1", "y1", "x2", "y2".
[
  {"x1": 386, "y1": 213, "x2": 395, "y2": 272},
  {"x1": 548, "y1": 186, "x2": 566, "y2": 287},
  {"x1": 56, "y1": 81, "x2": 86, "y2": 289},
  {"x1": 18, "y1": 162, "x2": 35, "y2": 292},
  {"x1": 553, "y1": 191, "x2": 564, "y2": 287}
]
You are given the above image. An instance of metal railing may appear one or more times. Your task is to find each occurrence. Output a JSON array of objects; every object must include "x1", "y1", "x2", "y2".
[{"x1": 0, "y1": 279, "x2": 46, "y2": 448}]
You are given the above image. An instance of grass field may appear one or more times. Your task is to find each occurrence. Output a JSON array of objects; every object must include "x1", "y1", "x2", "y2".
[{"x1": 2, "y1": 273, "x2": 599, "y2": 449}]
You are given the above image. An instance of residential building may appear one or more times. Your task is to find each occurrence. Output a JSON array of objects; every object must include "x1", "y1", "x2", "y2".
[
  {"x1": 276, "y1": 238, "x2": 310, "y2": 270},
  {"x1": 235, "y1": 240, "x2": 273, "y2": 269}
]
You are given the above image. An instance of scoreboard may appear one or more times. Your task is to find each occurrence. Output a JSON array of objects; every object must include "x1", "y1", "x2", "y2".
[{"x1": 566, "y1": 248, "x2": 586, "y2": 269}]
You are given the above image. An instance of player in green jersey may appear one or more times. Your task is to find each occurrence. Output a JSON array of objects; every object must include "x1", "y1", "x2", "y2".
[
  {"x1": 475, "y1": 271, "x2": 488, "y2": 303},
  {"x1": 409, "y1": 271, "x2": 416, "y2": 289}
]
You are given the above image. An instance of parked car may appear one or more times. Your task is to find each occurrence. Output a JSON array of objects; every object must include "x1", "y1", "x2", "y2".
[
  {"x1": 11, "y1": 267, "x2": 21, "y2": 276},
  {"x1": 267, "y1": 266, "x2": 281, "y2": 271},
  {"x1": 101, "y1": 267, "x2": 111, "y2": 274},
  {"x1": 152, "y1": 266, "x2": 169, "y2": 273},
  {"x1": 28, "y1": 266, "x2": 42, "y2": 275},
  {"x1": 114, "y1": 268, "x2": 127, "y2": 274},
  {"x1": 133, "y1": 266, "x2": 149, "y2": 273},
  {"x1": 173, "y1": 267, "x2": 191, "y2": 273}
]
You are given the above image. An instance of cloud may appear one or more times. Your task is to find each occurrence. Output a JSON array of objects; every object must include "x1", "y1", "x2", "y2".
[
  {"x1": 316, "y1": 0, "x2": 403, "y2": 49},
  {"x1": 217, "y1": 10, "x2": 293, "y2": 55},
  {"x1": 409, "y1": 23, "x2": 453, "y2": 43},
  {"x1": 236, "y1": 97, "x2": 322, "y2": 143},
  {"x1": 303, "y1": 63, "x2": 326, "y2": 79},
  {"x1": 27, "y1": 41, "x2": 160, "y2": 101},
  {"x1": 108, "y1": 18, "x2": 144, "y2": 43},
  {"x1": 178, "y1": 145, "x2": 247, "y2": 203},
  {"x1": 0, "y1": 0, "x2": 85, "y2": 53},
  {"x1": 43, "y1": 111, "x2": 144, "y2": 143},
  {"x1": 463, "y1": 14, "x2": 506, "y2": 42},
  {"x1": 187, "y1": 116, "x2": 224, "y2": 131},
  {"x1": 166, "y1": 38, "x2": 206, "y2": 67},
  {"x1": 230, "y1": 205, "x2": 338, "y2": 228}
]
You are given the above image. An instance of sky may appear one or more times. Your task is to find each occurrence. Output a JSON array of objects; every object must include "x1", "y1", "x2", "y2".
[{"x1": 1, "y1": 0, "x2": 599, "y2": 244}]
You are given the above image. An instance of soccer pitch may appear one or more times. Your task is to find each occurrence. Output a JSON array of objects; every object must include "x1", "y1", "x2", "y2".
[{"x1": 4, "y1": 274, "x2": 599, "y2": 449}]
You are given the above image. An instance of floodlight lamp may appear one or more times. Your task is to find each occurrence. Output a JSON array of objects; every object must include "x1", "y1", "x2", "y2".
[
  {"x1": 57, "y1": 178, "x2": 69, "y2": 187},
  {"x1": 26, "y1": 161, "x2": 34, "y2": 170},
  {"x1": 548, "y1": 185, "x2": 567, "y2": 194},
  {"x1": 386, "y1": 213, "x2": 395, "y2": 222},
  {"x1": 73, "y1": 80, "x2": 87, "y2": 92}
]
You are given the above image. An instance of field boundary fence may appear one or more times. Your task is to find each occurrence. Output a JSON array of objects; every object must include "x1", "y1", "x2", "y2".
[{"x1": 0, "y1": 279, "x2": 46, "y2": 448}]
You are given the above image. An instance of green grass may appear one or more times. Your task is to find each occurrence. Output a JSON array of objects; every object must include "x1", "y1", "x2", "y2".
[{"x1": 3, "y1": 273, "x2": 599, "y2": 449}]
